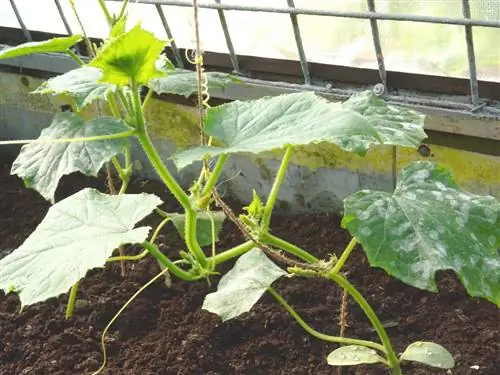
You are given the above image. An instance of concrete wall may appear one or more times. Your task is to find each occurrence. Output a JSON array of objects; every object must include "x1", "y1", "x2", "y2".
[{"x1": 1, "y1": 71, "x2": 499, "y2": 213}]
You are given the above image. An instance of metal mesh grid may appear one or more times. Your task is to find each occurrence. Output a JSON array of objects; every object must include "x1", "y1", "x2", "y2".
[{"x1": 3, "y1": 0, "x2": 500, "y2": 114}]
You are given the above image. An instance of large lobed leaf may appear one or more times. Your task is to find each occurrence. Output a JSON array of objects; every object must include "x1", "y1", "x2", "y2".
[
  {"x1": 33, "y1": 67, "x2": 116, "y2": 111},
  {"x1": 172, "y1": 91, "x2": 427, "y2": 169},
  {"x1": 0, "y1": 35, "x2": 82, "y2": 59},
  {"x1": 90, "y1": 24, "x2": 167, "y2": 85},
  {"x1": 342, "y1": 161, "x2": 500, "y2": 305},
  {"x1": 149, "y1": 69, "x2": 238, "y2": 98},
  {"x1": 203, "y1": 248, "x2": 287, "y2": 321},
  {"x1": 342, "y1": 90, "x2": 426, "y2": 148},
  {"x1": 11, "y1": 112, "x2": 133, "y2": 203},
  {"x1": 0, "y1": 189, "x2": 162, "y2": 307}
]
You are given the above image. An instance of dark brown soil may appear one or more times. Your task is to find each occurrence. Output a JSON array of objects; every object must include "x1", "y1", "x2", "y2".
[{"x1": 0, "y1": 154, "x2": 498, "y2": 375}]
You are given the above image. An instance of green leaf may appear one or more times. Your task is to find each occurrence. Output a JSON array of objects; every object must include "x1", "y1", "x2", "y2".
[
  {"x1": 90, "y1": 23, "x2": 167, "y2": 85},
  {"x1": 149, "y1": 69, "x2": 238, "y2": 97},
  {"x1": 11, "y1": 112, "x2": 133, "y2": 203},
  {"x1": 172, "y1": 91, "x2": 427, "y2": 169},
  {"x1": 33, "y1": 67, "x2": 116, "y2": 111},
  {"x1": 0, "y1": 35, "x2": 82, "y2": 59},
  {"x1": 327, "y1": 346, "x2": 387, "y2": 366},
  {"x1": 169, "y1": 211, "x2": 226, "y2": 247},
  {"x1": 342, "y1": 91, "x2": 427, "y2": 147},
  {"x1": 342, "y1": 161, "x2": 500, "y2": 305},
  {"x1": 0, "y1": 189, "x2": 161, "y2": 307},
  {"x1": 400, "y1": 342, "x2": 454, "y2": 369},
  {"x1": 202, "y1": 248, "x2": 287, "y2": 321}
]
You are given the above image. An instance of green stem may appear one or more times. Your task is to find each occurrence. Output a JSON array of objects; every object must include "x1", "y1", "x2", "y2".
[
  {"x1": 66, "y1": 49, "x2": 84, "y2": 66},
  {"x1": 331, "y1": 237, "x2": 357, "y2": 275},
  {"x1": 200, "y1": 154, "x2": 229, "y2": 197},
  {"x1": 130, "y1": 80, "x2": 206, "y2": 267},
  {"x1": 107, "y1": 92, "x2": 122, "y2": 118},
  {"x1": 262, "y1": 233, "x2": 319, "y2": 263},
  {"x1": 117, "y1": 0, "x2": 129, "y2": 20},
  {"x1": 107, "y1": 250, "x2": 148, "y2": 262},
  {"x1": 150, "y1": 217, "x2": 170, "y2": 244},
  {"x1": 261, "y1": 146, "x2": 293, "y2": 230},
  {"x1": 65, "y1": 281, "x2": 79, "y2": 319},
  {"x1": 141, "y1": 241, "x2": 199, "y2": 281},
  {"x1": 329, "y1": 274, "x2": 401, "y2": 374},
  {"x1": 97, "y1": 0, "x2": 113, "y2": 25},
  {"x1": 209, "y1": 240, "x2": 255, "y2": 265},
  {"x1": 130, "y1": 80, "x2": 190, "y2": 208},
  {"x1": 268, "y1": 287, "x2": 385, "y2": 352},
  {"x1": 118, "y1": 88, "x2": 133, "y2": 116},
  {"x1": 118, "y1": 142, "x2": 132, "y2": 194},
  {"x1": 141, "y1": 88, "x2": 154, "y2": 112},
  {"x1": 0, "y1": 130, "x2": 136, "y2": 145}
]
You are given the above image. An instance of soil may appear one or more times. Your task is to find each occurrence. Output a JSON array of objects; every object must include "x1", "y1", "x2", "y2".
[{"x1": 0, "y1": 153, "x2": 498, "y2": 375}]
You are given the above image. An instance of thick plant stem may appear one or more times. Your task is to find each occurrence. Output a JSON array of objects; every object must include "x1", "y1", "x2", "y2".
[
  {"x1": 201, "y1": 154, "x2": 229, "y2": 197},
  {"x1": 261, "y1": 232, "x2": 319, "y2": 263},
  {"x1": 130, "y1": 81, "x2": 207, "y2": 267},
  {"x1": 117, "y1": 0, "x2": 129, "y2": 20},
  {"x1": 268, "y1": 287, "x2": 385, "y2": 353},
  {"x1": 329, "y1": 274, "x2": 402, "y2": 375},
  {"x1": 261, "y1": 146, "x2": 293, "y2": 230},
  {"x1": 209, "y1": 240, "x2": 255, "y2": 265},
  {"x1": 97, "y1": 0, "x2": 113, "y2": 25},
  {"x1": 331, "y1": 237, "x2": 357, "y2": 274},
  {"x1": 141, "y1": 241, "x2": 199, "y2": 281},
  {"x1": 65, "y1": 281, "x2": 79, "y2": 319},
  {"x1": 66, "y1": 49, "x2": 84, "y2": 65}
]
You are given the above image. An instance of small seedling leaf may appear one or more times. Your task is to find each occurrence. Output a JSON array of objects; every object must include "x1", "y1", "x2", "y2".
[
  {"x1": 327, "y1": 345, "x2": 386, "y2": 366},
  {"x1": 11, "y1": 112, "x2": 133, "y2": 203},
  {"x1": 172, "y1": 91, "x2": 426, "y2": 169},
  {"x1": 400, "y1": 341, "x2": 454, "y2": 369},
  {"x1": 149, "y1": 69, "x2": 238, "y2": 97},
  {"x1": 0, "y1": 35, "x2": 82, "y2": 59},
  {"x1": 33, "y1": 67, "x2": 116, "y2": 111},
  {"x1": 343, "y1": 161, "x2": 500, "y2": 305},
  {"x1": 90, "y1": 24, "x2": 167, "y2": 85},
  {"x1": 202, "y1": 248, "x2": 286, "y2": 321},
  {"x1": 169, "y1": 211, "x2": 226, "y2": 247},
  {"x1": 342, "y1": 90, "x2": 427, "y2": 148},
  {"x1": 0, "y1": 189, "x2": 161, "y2": 307}
]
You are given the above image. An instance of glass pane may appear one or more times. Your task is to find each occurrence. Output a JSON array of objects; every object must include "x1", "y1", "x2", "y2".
[
  {"x1": 4, "y1": 0, "x2": 67, "y2": 34},
  {"x1": 0, "y1": 0, "x2": 19, "y2": 29}
]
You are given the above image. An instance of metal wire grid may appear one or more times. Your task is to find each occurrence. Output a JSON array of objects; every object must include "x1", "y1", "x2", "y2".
[{"x1": 6, "y1": 0, "x2": 500, "y2": 112}]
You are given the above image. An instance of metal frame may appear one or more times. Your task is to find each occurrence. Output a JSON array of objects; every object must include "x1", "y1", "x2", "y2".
[{"x1": 2, "y1": 0, "x2": 500, "y2": 122}]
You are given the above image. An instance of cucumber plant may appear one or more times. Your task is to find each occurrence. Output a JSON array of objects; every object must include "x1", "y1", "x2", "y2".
[{"x1": 0, "y1": 1, "x2": 498, "y2": 374}]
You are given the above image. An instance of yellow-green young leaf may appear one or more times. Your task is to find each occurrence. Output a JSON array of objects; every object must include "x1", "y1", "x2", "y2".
[
  {"x1": 0, "y1": 189, "x2": 162, "y2": 307},
  {"x1": 342, "y1": 161, "x2": 500, "y2": 306},
  {"x1": 33, "y1": 67, "x2": 116, "y2": 111},
  {"x1": 90, "y1": 24, "x2": 167, "y2": 85},
  {"x1": 11, "y1": 112, "x2": 133, "y2": 203},
  {"x1": 0, "y1": 35, "x2": 82, "y2": 59}
]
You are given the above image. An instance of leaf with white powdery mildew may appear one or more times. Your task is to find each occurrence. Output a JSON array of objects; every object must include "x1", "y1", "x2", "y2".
[
  {"x1": 149, "y1": 69, "x2": 239, "y2": 98},
  {"x1": 11, "y1": 112, "x2": 133, "y2": 203},
  {"x1": 0, "y1": 189, "x2": 162, "y2": 307},
  {"x1": 172, "y1": 91, "x2": 427, "y2": 169},
  {"x1": 202, "y1": 248, "x2": 287, "y2": 321},
  {"x1": 342, "y1": 161, "x2": 500, "y2": 305},
  {"x1": 33, "y1": 67, "x2": 116, "y2": 111}
]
